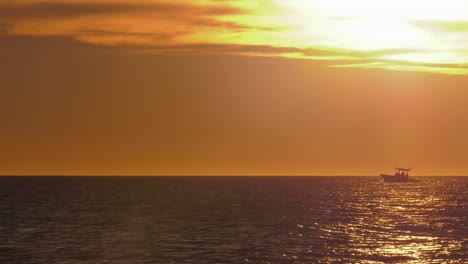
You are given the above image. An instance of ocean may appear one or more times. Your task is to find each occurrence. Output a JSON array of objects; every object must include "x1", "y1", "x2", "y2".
[{"x1": 0, "y1": 176, "x2": 466, "y2": 263}]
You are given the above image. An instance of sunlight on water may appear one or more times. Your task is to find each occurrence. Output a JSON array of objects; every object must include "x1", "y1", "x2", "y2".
[
  {"x1": 290, "y1": 178, "x2": 467, "y2": 263},
  {"x1": 374, "y1": 197, "x2": 465, "y2": 263},
  {"x1": 0, "y1": 176, "x2": 466, "y2": 263}
]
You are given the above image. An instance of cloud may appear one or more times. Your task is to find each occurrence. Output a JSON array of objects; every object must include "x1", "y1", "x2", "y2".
[
  {"x1": 0, "y1": 23, "x2": 12, "y2": 34},
  {"x1": 334, "y1": 62, "x2": 468, "y2": 75},
  {"x1": 436, "y1": 21, "x2": 468, "y2": 32},
  {"x1": 0, "y1": 1, "x2": 245, "y2": 19},
  {"x1": 0, "y1": 0, "x2": 261, "y2": 46},
  {"x1": 0, "y1": 1, "x2": 249, "y2": 35},
  {"x1": 1, "y1": 0, "x2": 468, "y2": 74}
]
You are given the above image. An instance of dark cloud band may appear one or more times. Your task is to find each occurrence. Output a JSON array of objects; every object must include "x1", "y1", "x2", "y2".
[{"x1": 0, "y1": 1, "x2": 245, "y2": 19}]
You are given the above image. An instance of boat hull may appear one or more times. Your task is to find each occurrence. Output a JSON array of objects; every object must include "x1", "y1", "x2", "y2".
[{"x1": 380, "y1": 174, "x2": 420, "y2": 182}]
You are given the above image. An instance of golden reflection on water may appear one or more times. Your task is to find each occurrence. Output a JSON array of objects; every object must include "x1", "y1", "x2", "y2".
[
  {"x1": 291, "y1": 179, "x2": 466, "y2": 263},
  {"x1": 354, "y1": 183, "x2": 463, "y2": 263}
]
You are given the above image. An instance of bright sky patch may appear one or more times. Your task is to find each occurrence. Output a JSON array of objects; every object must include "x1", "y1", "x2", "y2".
[{"x1": 1, "y1": 0, "x2": 468, "y2": 74}]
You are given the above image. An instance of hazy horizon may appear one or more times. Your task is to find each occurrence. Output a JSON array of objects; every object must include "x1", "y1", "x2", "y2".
[{"x1": 1, "y1": 174, "x2": 467, "y2": 177}]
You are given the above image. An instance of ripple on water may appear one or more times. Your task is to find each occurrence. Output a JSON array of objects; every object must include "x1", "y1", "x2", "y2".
[{"x1": 0, "y1": 176, "x2": 466, "y2": 263}]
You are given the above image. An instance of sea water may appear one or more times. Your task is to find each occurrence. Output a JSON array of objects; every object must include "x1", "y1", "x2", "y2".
[{"x1": 0, "y1": 176, "x2": 466, "y2": 263}]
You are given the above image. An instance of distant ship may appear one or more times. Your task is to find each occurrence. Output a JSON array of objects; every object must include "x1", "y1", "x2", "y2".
[{"x1": 380, "y1": 167, "x2": 420, "y2": 182}]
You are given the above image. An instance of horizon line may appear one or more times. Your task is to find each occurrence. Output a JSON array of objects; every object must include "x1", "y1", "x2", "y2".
[{"x1": 0, "y1": 175, "x2": 466, "y2": 177}]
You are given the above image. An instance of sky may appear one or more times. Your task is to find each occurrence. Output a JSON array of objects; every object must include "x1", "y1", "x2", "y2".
[{"x1": 1, "y1": 0, "x2": 468, "y2": 175}]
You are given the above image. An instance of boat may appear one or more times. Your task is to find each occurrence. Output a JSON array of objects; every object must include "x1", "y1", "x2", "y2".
[{"x1": 380, "y1": 167, "x2": 420, "y2": 182}]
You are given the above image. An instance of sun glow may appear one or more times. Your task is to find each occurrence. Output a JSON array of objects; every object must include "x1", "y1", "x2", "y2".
[
  {"x1": 276, "y1": 0, "x2": 468, "y2": 21},
  {"x1": 2, "y1": 0, "x2": 468, "y2": 74},
  {"x1": 266, "y1": 0, "x2": 468, "y2": 73},
  {"x1": 318, "y1": 19, "x2": 431, "y2": 51}
]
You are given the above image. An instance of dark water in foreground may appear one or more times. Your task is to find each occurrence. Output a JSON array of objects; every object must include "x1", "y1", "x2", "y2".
[{"x1": 0, "y1": 176, "x2": 466, "y2": 263}]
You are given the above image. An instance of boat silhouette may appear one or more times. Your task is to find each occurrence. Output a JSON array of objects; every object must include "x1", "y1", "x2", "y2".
[{"x1": 380, "y1": 167, "x2": 420, "y2": 182}]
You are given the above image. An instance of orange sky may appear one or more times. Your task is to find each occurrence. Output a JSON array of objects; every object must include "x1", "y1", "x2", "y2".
[{"x1": 1, "y1": 1, "x2": 468, "y2": 175}]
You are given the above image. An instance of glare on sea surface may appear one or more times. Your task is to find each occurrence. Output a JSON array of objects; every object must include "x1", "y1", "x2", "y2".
[
  {"x1": 290, "y1": 180, "x2": 466, "y2": 263},
  {"x1": 361, "y1": 186, "x2": 464, "y2": 263}
]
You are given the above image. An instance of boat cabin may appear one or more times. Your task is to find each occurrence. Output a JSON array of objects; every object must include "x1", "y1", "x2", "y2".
[{"x1": 394, "y1": 167, "x2": 410, "y2": 178}]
